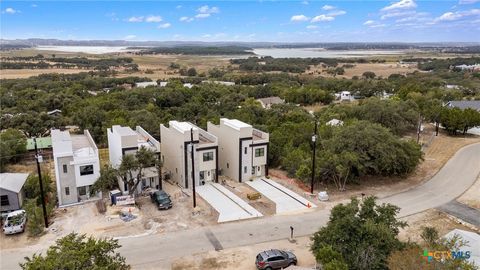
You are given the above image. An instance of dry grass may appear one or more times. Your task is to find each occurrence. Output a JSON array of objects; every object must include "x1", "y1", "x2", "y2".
[
  {"x1": 457, "y1": 176, "x2": 480, "y2": 209},
  {"x1": 0, "y1": 68, "x2": 93, "y2": 79}
]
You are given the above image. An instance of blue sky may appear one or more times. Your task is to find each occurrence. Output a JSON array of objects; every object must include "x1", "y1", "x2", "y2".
[{"x1": 1, "y1": 0, "x2": 480, "y2": 42}]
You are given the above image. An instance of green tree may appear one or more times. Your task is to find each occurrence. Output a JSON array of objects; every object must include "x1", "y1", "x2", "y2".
[
  {"x1": 311, "y1": 196, "x2": 407, "y2": 270},
  {"x1": 314, "y1": 245, "x2": 348, "y2": 270},
  {"x1": 20, "y1": 233, "x2": 130, "y2": 270},
  {"x1": 118, "y1": 146, "x2": 157, "y2": 195},
  {"x1": 187, "y1": 67, "x2": 197, "y2": 77},
  {"x1": 91, "y1": 165, "x2": 119, "y2": 195},
  {"x1": 362, "y1": 71, "x2": 376, "y2": 79},
  {"x1": 0, "y1": 129, "x2": 27, "y2": 172}
]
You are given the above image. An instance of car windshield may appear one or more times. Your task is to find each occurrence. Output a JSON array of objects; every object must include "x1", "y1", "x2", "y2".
[
  {"x1": 158, "y1": 197, "x2": 170, "y2": 203},
  {"x1": 256, "y1": 254, "x2": 264, "y2": 262}
]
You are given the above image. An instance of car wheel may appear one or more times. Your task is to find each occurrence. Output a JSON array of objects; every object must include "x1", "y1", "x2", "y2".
[
  {"x1": 289, "y1": 261, "x2": 296, "y2": 266},
  {"x1": 264, "y1": 267, "x2": 272, "y2": 270}
]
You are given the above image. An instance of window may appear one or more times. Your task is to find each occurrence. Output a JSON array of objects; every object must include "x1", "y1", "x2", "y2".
[
  {"x1": 63, "y1": 164, "x2": 68, "y2": 173},
  {"x1": 200, "y1": 171, "x2": 205, "y2": 180},
  {"x1": 65, "y1": 187, "x2": 70, "y2": 196},
  {"x1": 80, "y1": 165, "x2": 94, "y2": 176},
  {"x1": 0, "y1": 195, "x2": 9, "y2": 206},
  {"x1": 255, "y1": 148, "x2": 265, "y2": 157},
  {"x1": 244, "y1": 147, "x2": 247, "y2": 154},
  {"x1": 78, "y1": 186, "x2": 87, "y2": 196},
  {"x1": 203, "y1": 152, "x2": 214, "y2": 162},
  {"x1": 252, "y1": 166, "x2": 255, "y2": 175},
  {"x1": 244, "y1": 166, "x2": 247, "y2": 174},
  {"x1": 227, "y1": 163, "x2": 229, "y2": 169}
]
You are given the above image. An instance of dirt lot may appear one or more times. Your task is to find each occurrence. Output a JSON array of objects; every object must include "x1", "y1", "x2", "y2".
[
  {"x1": 399, "y1": 209, "x2": 479, "y2": 244},
  {"x1": 0, "y1": 68, "x2": 93, "y2": 79},
  {"x1": 172, "y1": 236, "x2": 316, "y2": 270},
  {"x1": 0, "y1": 180, "x2": 217, "y2": 250},
  {"x1": 306, "y1": 62, "x2": 418, "y2": 79}
]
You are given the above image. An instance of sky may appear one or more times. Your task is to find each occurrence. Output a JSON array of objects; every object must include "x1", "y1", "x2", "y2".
[{"x1": 1, "y1": 0, "x2": 480, "y2": 42}]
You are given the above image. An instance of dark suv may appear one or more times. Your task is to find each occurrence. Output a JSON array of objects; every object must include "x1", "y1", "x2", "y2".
[
  {"x1": 150, "y1": 190, "x2": 173, "y2": 210},
  {"x1": 255, "y1": 249, "x2": 297, "y2": 270}
]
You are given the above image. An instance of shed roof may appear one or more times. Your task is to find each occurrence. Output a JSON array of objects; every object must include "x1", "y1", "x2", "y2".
[
  {"x1": 257, "y1": 96, "x2": 284, "y2": 105},
  {"x1": 0, "y1": 173, "x2": 29, "y2": 193},
  {"x1": 26, "y1": 137, "x2": 52, "y2": 151},
  {"x1": 447, "y1": 100, "x2": 480, "y2": 111}
]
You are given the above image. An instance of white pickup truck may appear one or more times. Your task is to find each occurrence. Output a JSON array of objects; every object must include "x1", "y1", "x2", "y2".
[{"x1": 3, "y1": 210, "x2": 27, "y2": 235}]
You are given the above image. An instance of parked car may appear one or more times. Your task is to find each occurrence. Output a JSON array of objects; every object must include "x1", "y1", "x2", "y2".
[
  {"x1": 3, "y1": 210, "x2": 27, "y2": 235},
  {"x1": 255, "y1": 249, "x2": 297, "y2": 270},
  {"x1": 150, "y1": 190, "x2": 173, "y2": 210}
]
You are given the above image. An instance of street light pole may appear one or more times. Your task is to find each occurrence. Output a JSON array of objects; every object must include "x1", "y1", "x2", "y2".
[
  {"x1": 310, "y1": 122, "x2": 318, "y2": 194},
  {"x1": 190, "y1": 128, "x2": 196, "y2": 208},
  {"x1": 33, "y1": 137, "x2": 49, "y2": 228}
]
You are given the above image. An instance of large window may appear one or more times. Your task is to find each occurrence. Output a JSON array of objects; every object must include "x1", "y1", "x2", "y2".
[
  {"x1": 203, "y1": 152, "x2": 214, "y2": 162},
  {"x1": 80, "y1": 165, "x2": 94, "y2": 176},
  {"x1": 65, "y1": 187, "x2": 70, "y2": 196},
  {"x1": 0, "y1": 195, "x2": 9, "y2": 206},
  {"x1": 63, "y1": 164, "x2": 68, "y2": 173},
  {"x1": 255, "y1": 148, "x2": 265, "y2": 157}
]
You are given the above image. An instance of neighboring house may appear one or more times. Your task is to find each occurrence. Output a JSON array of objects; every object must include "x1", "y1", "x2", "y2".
[
  {"x1": 443, "y1": 229, "x2": 480, "y2": 266},
  {"x1": 445, "y1": 84, "x2": 460, "y2": 89},
  {"x1": 339, "y1": 91, "x2": 353, "y2": 101},
  {"x1": 160, "y1": 121, "x2": 218, "y2": 189},
  {"x1": 0, "y1": 173, "x2": 28, "y2": 212},
  {"x1": 159, "y1": 81, "x2": 168, "y2": 87},
  {"x1": 47, "y1": 109, "x2": 62, "y2": 116},
  {"x1": 256, "y1": 96, "x2": 285, "y2": 109},
  {"x1": 52, "y1": 129, "x2": 100, "y2": 206},
  {"x1": 453, "y1": 64, "x2": 480, "y2": 71},
  {"x1": 183, "y1": 83, "x2": 193, "y2": 89},
  {"x1": 202, "y1": 80, "x2": 235, "y2": 86},
  {"x1": 120, "y1": 83, "x2": 132, "y2": 90},
  {"x1": 107, "y1": 125, "x2": 160, "y2": 194},
  {"x1": 26, "y1": 137, "x2": 52, "y2": 151},
  {"x1": 326, "y1": 119, "x2": 344, "y2": 126},
  {"x1": 445, "y1": 100, "x2": 480, "y2": 111},
  {"x1": 207, "y1": 118, "x2": 269, "y2": 182},
  {"x1": 135, "y1": 81, "x2": 158, "y2": 88}
]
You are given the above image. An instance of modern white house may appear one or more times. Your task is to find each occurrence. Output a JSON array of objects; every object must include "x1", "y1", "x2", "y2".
[
  {"x1": 160, "y1": 121, "x2": 218, "y2": 189},
  {"x1": 107, "y1": 125, "x2": 161, "y2": 194},
  {"x1": 52, "y1": 129, "x2": 100, "y2": 206},
  {"x1": 207, "y1": 118, "x2": 269, "y2": 182},
  {"x1": 339, "y1": 91, "x2": 354, "y2": 101}
]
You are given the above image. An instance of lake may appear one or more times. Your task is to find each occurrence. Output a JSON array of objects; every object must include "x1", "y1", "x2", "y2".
[{"x1": 252, "y1": 48, "x2": 409, "y2": 58}]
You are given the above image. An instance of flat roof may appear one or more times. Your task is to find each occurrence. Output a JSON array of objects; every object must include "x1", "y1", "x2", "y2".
[
  {"x1": 0, "y1": 173, "x2": 29, "y2": 193},
  {"x1": 170, "y1": 121, "x2": 198, "y2": 133},
  {"x1": 112, "y1": 125, "x2": 137, "y2": 137},
  {"x1": 26, "y1": 137, "x2": 52, "y2": 150},
  {"x1": 222, "y1": 118, "x2": 251, "y2": 130}
]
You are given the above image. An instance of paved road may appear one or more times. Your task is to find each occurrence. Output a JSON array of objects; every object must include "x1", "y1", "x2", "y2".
[
  {"x1": 1, "y1": 143, "x2": 479, "y2": 270},
  {"x1": 437, "y1": 201, "x2": 480, "y2": 227}
]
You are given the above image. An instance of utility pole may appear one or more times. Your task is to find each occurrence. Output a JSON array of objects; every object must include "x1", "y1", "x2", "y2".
[
  {"x1": 190, "y1": 128, "x2": 196, "y2": 208},
  {"x1": 33, "y1": 137, "x2": 49, "y2": 228},
  {"x1": 310, "y1": 121, "x2": 318, "y2": 194}
]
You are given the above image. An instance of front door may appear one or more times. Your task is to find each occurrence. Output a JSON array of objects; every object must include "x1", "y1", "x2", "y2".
[{"x1": 256, "y1": 166, "x2": 262, "y2": 177}]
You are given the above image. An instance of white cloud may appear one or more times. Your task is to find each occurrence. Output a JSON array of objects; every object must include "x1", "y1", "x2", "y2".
[
  {"x1": 434, "y1": 9, "x2": 480, "y2": 22},
  {"x1": 180, "y1": 16, "x2": 194, "y2": 22},
  {"x1": 127, "y1": 16, "x2": 144, "y2": 22},
  {"x1": 459, "y1": 0, "x2": 480, "y2": 4},
  {"x1": 202, "y1": 34, "x2": 212, "y2": 38},
  {"x1": 306, "y1": 25, "x2": 318, "y2": 29},
  {"x1": 176, "y1": 5, "x2": 182, "y2": 9},
  {"x1": 322, "y1": 5, "x2": 336, "y2": 11},
  {"x1": 302, "y1": 1, "x2": 309, "y2": 5},
  {"x1": 328, "y1": 10, "x2": 346, "y2": 16},
  {"x1": 123, "y1": 35, "x2": 136, "y2": 40},
  {"x1": 145, "y1": 15, "x2": 162, "y2": 23},
  {"x1": 158, "y1": 23, "x2": 171, "y2": 29},
  {"x1": 291, "y1": 14, "x2": 310, "y2": 22},
  {"x1": 311, "y1": 15, "x2": 335, "y2": 22},
  {"x1": 363, "y1": 20, "x2": 375, "y2": 25},
  {"x1": 31, "y1": 4, "x2": 38, "y2": 8},
  {"x1": 195, "y1": 13, "x2": 211, "y2": 19},
  {"x1": 197, "y1": 5, "x2": 219, "y2": 14},
  {"x1": 4, "y1": 8, "x2": 18, "y2": 14},
  {"x1": 381, "y1": 0, "x2": 417, "y2": 11},
  {"x1": 381, "y1": 10, "x2": 415, "y2": 20}
]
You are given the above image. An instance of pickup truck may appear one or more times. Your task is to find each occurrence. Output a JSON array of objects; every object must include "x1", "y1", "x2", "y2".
[
  {"x1": 3, "y1": 210, "x2": 27, "y2": 235},
  {"x1": 150, "y1": 190, "x2": 173, "y2": 210}
]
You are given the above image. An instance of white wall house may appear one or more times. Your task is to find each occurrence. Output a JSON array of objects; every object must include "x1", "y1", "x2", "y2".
[
  {"x1": 135, "y1": 81, "x2": 158, "y2": 88},
  {"x1": 107, "y1": 125, "x2": 160, "y2": 194},
  {"x1": 339, "y1": 91, "x2": 353, "y2": 101},
  {"x1": 160, "y1": 121, "x2": 218, "y2": 189},
  {"x1": 52, "y1": 129, "x2": 100, "y2": 206},
  {"x1": 207, "y1": 118, "x2": 269, "y2": 182}
]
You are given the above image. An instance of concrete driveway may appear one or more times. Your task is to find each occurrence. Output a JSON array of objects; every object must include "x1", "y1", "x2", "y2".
[
  {"x1": 246, "y1": 178, "x2": 316, "y2": 214},
  {"x1": 196, "y1": 183, "x2": 263, "y2": 223}
]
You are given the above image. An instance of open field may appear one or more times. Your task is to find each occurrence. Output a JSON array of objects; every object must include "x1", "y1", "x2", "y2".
[{"x1": 0, "y1": 68, "x2": 94, "y2": 79}]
